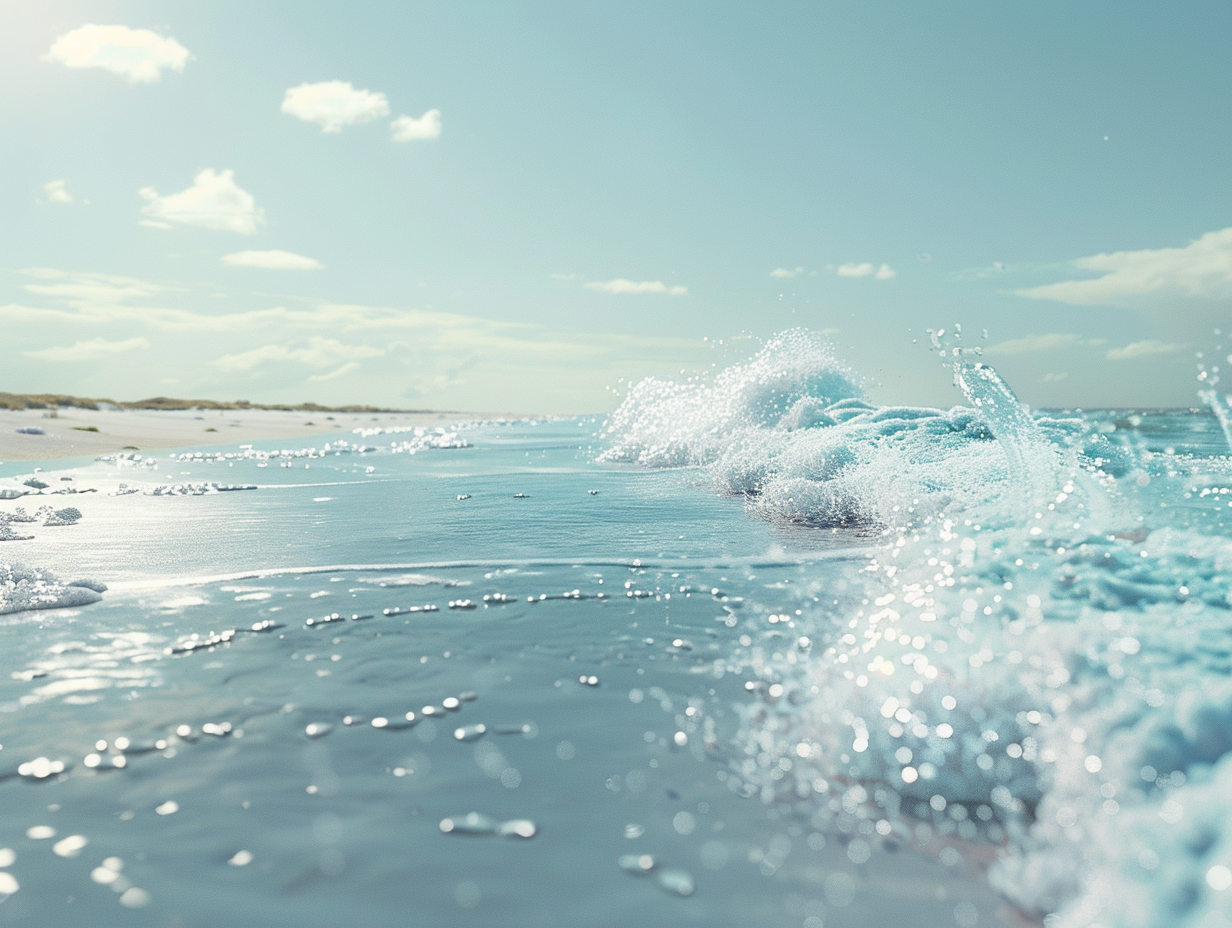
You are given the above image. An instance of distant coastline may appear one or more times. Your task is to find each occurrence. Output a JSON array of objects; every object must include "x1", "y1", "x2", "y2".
[
  {"x1": 0, "y1": 400, "x2": 485, "y2": 464},
  {"x1": 0, "y1": 391, "x2": 435, "y2": 415}
]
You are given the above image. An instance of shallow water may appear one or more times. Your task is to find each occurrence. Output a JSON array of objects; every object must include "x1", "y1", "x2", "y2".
[{"x1": 2, "y1": 332, "x2": 1231, "y2": 928}]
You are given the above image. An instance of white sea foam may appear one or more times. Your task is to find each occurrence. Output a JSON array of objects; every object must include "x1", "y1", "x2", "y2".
[
  {"x1": 603, "y1": 327, "x2": 1232, "y2": 928},
  {"x1": 354, "y1": 573, "x2": 463, "y2": 588},
  {"x1": 601, "y1": 329, "x2": 865, "y2": 470},
  {"x1": 0, "y1": 563, "x2": 106, "y2": 615},
  {"x1": 0, "y1": 513, "x2": 33, "y2": 542}
]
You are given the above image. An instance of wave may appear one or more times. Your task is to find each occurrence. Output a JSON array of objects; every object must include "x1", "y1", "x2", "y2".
[
  {"x1": 101, "y1": 552, "x2": 868, "y2": 593},
  {"x1": 602, "y1": 327, "x2": 1232, "y2": 928}
]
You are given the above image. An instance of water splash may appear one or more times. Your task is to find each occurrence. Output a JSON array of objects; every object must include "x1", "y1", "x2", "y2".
[
  {"x1": 927, "y1": 325, "x2": 1065, "y2": 514},
  {"x1": 605, "y1": 328, "x2": 1232, "y2": 928},
  {"x1": 1197, "y1": 331, "x2": 1232, "y2": 454}
]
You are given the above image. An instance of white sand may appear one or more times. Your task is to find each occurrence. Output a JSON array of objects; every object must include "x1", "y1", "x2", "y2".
[{"x1": 0, "y1": 406, "x2": 493, "y2": 463}]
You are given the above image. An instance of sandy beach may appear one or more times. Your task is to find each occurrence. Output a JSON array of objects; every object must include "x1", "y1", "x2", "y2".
[{"x1": 0, "y1": 405, "x2": 493, "y2": 463}]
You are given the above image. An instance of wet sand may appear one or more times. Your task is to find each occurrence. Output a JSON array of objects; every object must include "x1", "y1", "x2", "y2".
[{"x1": 0, "y1": 406, "x2": 500, "y2": 463}]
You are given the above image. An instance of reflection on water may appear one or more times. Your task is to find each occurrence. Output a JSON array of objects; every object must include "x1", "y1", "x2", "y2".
[{"x1": 1, "y1": 340, "x2": 1231, "y2": 927}]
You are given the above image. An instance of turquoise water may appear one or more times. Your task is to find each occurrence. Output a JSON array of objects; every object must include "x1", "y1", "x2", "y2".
[{"x1": 3, "y1": 332, "x2": 1232, "y2": 928}]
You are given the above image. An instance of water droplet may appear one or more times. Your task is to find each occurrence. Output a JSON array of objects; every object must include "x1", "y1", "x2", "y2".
[
  {"x1": 18, "y1": 757, "x2": 65, "y2": 780},
  {"x1": 497, "y1": 819, "x2": 536, "y2": 838},
  {"x1": 52, "y1": 835, "x2": 87, "y2": 857},
  {"x1": 619, "y1": 853, "x2": 657, "y2": 874},
  {"x1": 440, "y1": 813, "x2": 498, "y2": 835},
  {"x1": 656, "y1": 869, "x2": 695, "y2": 897},
  {"x1": 119, "y1": 887, "x2": 150, "y2": 908},
  {"x1": 454, "y1": 724, "x2": 487, "y2": 742}
]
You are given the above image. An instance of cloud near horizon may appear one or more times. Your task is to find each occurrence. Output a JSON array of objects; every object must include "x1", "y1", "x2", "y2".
[
  {"x1": 836, "y1": 262, "x2": 895, "y2": 280},
  {"x1": 139, "y1": 169, "x2": 264, "y2": 234},
  {"x1": 1, "y1": 268, "x2": 714, "y2": 411},
  {"x1": 584, "y1": 279, "x2": 687, "y2": 296},
  {"x1": 19, "y1": 268, "x2": 169, "y2": 310},
  {"x1": 282, "y1": 81, "x2": 390, "y2": 132},
  {"x1": 210, "y1": 337, "x2": 384, "y2": 374},
  {"x1": 985, "y1": 333, "x2": 1097, "y2": 355},
  {"x1": 309, "y1": 362, "x2": 362, "y2": 382},
  {"x1": 1106, "y1": 339, "x2": 1186, "y2": 361},
  {"x1": 24, "y1": 336, "x2": 151, "y2": 362},
  {"x1": 43, "y1": 24, "x2": 190, "y2": 83},
  {"x1": 391, "y1": 109, "x2": 442, "y2": 142},
  {"x1": 222, "y1": 250, "x2": 323, "y2": 270},
  {"x1": 1017, "y1": 227, "x2": 1232, "y2": 309}
]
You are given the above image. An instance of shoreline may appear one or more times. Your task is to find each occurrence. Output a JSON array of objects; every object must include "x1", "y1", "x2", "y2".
[{"x1": 0, "y1": 405, "x2": 518, "y2": 464}]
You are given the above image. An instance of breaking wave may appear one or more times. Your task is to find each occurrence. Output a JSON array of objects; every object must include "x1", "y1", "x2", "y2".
[{"x1": 602, "y1": 327, "x2": 1232, "y2": 928}]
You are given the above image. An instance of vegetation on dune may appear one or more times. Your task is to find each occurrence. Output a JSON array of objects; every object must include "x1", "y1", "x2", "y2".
[{"x1": 0, "y1": 392, "x2": 430, "y2": 414}]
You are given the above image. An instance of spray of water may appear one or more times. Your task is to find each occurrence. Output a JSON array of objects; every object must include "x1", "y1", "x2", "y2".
[
  {"x1": 926, "y1": 324, "x2": 1062, "y2": 515},
  {"x1": 1197, "y1": 330, "x2": 1232, "y2": 454}
]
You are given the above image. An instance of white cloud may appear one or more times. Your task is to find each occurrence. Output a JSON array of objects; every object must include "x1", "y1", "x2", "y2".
[
  {"x1": 1017, "y1": 228, "x2": 1232, "y2": 309},
  {"x1": 986, "y1": 333, "x2": 1091, "y2": 355},
  {"x1": 210, "y1": 337, "x2": 384, "y2": 373},
  {"x1": 836, "y1": 263, "x2": 873, "y2": 277},
  {"x1": 1, "y1": 267, "x2": 718, "y2": 412},
  {"x1": 282, "y1": 81, "x2": 390, "y2": 133},
  {"x1": 43, "y1": 24, "x2": 190, "y2": 83},
  {"x1": 309, "y1": 362, "x2": 361, "y2": 382},
  {"x1": 222, "y1": 250, "x2": 323, "y2": 270},
  {"x1": 5, "y1": 275, "x2": 700, "y2": 372},
  {"x1": 836, "y1": 262, "x2": 895, "y2": 280},
  {"x1": 24, "y1": 336, "x2": 150, "y2": 362},
  {"x1": 43, "y1": 180, "x2": 73, "y2": 204},
  {"x1": 1106, "y1": 340, "x2": 1185, "y2": 361},
  {"x1": 5, "y1": 270, "x2": 491, "y2": 333},
  {"x1": 391, "y1": 109, "x2": 442, "y2": 142},
  {"x1": 21, "y1": 268, "x2": 168, "y2": 309},
  {"x1": 770, "y1": 267, "x2": 803, "y2": 278},
  {"x1": 584, "y1": 279, "x2": 688, "y2": 296},
  {"x1": 208, "y1": 344, "x2": 286, "y2": 372},
  {"x1": 7, "y1": 269, "x2": 698, "y2": 356},
  {"x1": 139, "y1": 169, "x2": 264, "y2": 234}
]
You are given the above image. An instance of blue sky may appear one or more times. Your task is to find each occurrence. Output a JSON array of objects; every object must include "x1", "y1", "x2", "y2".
[{"x1": 2, "y1": 2, "x2": 1229, "y2": 412}]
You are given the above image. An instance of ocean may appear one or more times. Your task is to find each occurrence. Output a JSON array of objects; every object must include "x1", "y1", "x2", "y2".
[{"x1": 2, "y1": 329, "x2": 1231, "y2": 927}]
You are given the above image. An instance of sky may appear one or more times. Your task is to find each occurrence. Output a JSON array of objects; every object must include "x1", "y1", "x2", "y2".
[{"x1": 2, "y1": 1, "x2": 1230, "y2": 414}]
